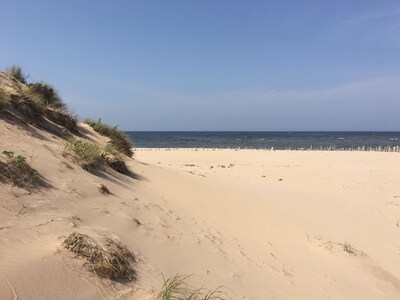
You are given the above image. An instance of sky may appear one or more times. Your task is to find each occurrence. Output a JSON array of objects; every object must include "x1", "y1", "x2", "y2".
[{"x1": 1, "y1": 0, "x2": 399, "y2": 131}]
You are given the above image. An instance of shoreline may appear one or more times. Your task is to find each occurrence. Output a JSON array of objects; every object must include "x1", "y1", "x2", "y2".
[{"x1": 133, "y1": 146, "x2": 400, "y2": 152}]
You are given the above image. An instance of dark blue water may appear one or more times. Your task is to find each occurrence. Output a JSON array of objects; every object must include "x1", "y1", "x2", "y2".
[{"x1": 125, "y1": 132, "x2": 400, "y2": 150}]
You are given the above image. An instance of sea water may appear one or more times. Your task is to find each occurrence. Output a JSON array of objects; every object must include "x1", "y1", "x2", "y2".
[{"x1": 125, "y1": 131, "x2": 400, "y2": 150}]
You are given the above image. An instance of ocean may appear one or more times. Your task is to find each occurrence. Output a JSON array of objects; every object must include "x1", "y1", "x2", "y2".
[{"x1": 125, "y1": 131, "x2": 400, "y2": 150}]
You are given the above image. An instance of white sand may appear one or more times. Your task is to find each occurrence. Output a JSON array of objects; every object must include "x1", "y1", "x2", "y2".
[{"x1": 1, "y1": 117, "x2": 400, "y2": 299}]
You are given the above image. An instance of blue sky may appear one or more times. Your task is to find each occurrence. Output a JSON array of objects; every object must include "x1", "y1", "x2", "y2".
[{"x1": 1, "y1": 0, "x2": 399, "y2": 130}]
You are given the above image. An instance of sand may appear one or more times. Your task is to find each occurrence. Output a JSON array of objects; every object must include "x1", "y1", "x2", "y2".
[{"x1": 1, "y1": 117, "x2": 400, "y2": 299}]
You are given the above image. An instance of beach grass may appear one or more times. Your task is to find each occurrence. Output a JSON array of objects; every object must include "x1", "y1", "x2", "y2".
[
  {"x1": 64, "y1": 232, "x2": 136, "y2": 282},
  {"x1": 27, "y1": 82, "x2": 66, "y2": 110},
  {"x1": 64, "y1": 138, "x2": 129, "y2": 174},
  {"x1": 64, "y1": 138, "x2": 105, "y2": 171},
  {"x1": 84, "y1": 119, "x2": 133, "y2": 157},
  {"x1": 7, "y1": 65, "x2": 28, "y2": 84},
  {"x1": 0, "y1": 151, "x2": 42, "y2": 189},
  {"x1": 157, "y1": 274, "x2": 229, "y2": 300}
]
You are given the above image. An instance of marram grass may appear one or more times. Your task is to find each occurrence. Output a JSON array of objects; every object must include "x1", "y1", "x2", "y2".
[{"x1": 157, "y1": 274, "x2": 230, "y2": 300}]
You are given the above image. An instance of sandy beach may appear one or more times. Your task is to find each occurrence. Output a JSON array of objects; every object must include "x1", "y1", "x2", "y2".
[
  {"x1": 1, "y1": 1, "x2": 399, "y2": 297},
  {"x1": 133, "y1": 148, "x2": 400, "y2": 299},
  {"x1": 1, "y1": 115, "x2": 400, "y2": 299}
]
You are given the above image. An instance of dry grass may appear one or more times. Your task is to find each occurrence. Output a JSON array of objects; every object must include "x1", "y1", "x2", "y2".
[
  {"x1": 0, "y1": 151, "x2": 44, "y2": 189},
  {"x1": 64, "y1": 232, "x2": 136, "y2": 282},
  {"x1": 84, "y1": 119, "x2": 133, "y2": 157},
  {"x1": 343, "y1": 242, "x2": 357, "y2": 255},
  {"x1": 98, "y1": 183, "x2": 111, "y2": 195},
  {"x1": 157, "y1": 274, "x2": 230, "y2": 300}
]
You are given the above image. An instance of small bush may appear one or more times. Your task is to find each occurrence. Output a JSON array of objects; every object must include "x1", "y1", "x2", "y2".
[
  {"x1": 27, "y1": 82, "x2": 66, "y2": 110},
  {"x1": 0, "y1": 151, "x2": 41, "y2": 189},
  {"x1": 7, "y1": 65, "x2": 28, "y2": 84},
  {"x1": 84, "y1": 119, "x2": 133, "y2": 157},
  {"x1": 64, "y1": 232, "x2": 136, "y2": 282},
  {"x1": 64, "y1": 138, "x2": 105, "y2": 171},
  {"x1": 157, "y1": 274, "x2": 229, "y2": 300}
]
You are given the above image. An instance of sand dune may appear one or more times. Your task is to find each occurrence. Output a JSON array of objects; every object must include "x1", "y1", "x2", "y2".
[{"x1": 1, "y1": 109, "x2": 400, "y2": 299}]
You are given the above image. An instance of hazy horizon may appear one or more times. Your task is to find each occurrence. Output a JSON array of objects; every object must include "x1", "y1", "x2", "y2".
[{"x1": 1, "y1": 1, "x2": 399, "y2": 131}]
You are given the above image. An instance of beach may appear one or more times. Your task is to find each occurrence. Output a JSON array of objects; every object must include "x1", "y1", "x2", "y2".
[
  {"x1": 1, "y1": 113, "x2": 400, "y2": 299},
  {"x1": 133, "y1": 148, "x2": 400, "y2": 299}
]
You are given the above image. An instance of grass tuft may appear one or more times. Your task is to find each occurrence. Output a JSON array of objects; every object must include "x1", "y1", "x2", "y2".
[
  {"x1": 84, "y1": 119, "x2": 133, "y2": 157},
  {"x1": 64, "y1": 232, "x2": 136, "y2": 282},
  {"x1": 0, "y1": 151, "x2": 43, "y2": 189},
  {"x1": 157, "y1": 274, "x2": 230, "y2": 300},
  {"x1": 7, "y1": 65, "x2": 28, "y2": 84},
  {"x1": 44, "y1": 108, "x2": 79, "y2": 133},
  {"x1": 98, "y1": 183, "x2": 111, "y2": 195},
  {"x1": 27, "y1": 82, "x2": 66, "y2": 110},
  {"x1": 103, "y1": 144, "x2": 129, "y2": 174},
  {"x1": 64, "y1": 138, "x2": 129, "y2": 174},
  {"x1": 64, "y1": 138, "x2": 105, "y2": 171},
  {"x1": 343, "y1": 242, "x2": 356, "y2": 255},
  {"x1": 9, "y1": 93, "x2": 46, "y2": 119},
  {"x1": 26, "y1": 82, "x2": 78, "y2": 132}
]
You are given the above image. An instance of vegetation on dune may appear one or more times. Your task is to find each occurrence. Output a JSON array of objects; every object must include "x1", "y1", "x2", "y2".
[
  {"x1": 84, "y1": 119, "x2": 133, "y2": 157},
  {"x1": 44, "y1": 108, "x2": 79, "y2": 133},
  {"x1": 64, "y1": 138, "x2": 105, "y2": 171},
  {"x1": 103, "y1": 144, "x2": 130, "y2": 174},
  {"x1": 0, "y1": 87, "x2": 10, "y2": 110},
  {"x1": 25, "y1": 81, "x2": 79, "y2": 132},
  {"x1": 64, "y1": 138, "x2": 130, "y2": 174},
  {"x1": 64, "y1": 232, "x2": 136, "y2": 282},
  {"x1": 157, "y1": 274, "x2": 230, "y2": 300},
  {"x1": 0, "y1": 150, "x2": 44, "y2": 189},
  {"x1": 1, "y1": 66, "x2": 78, "y2": 133},
  {"x1": 10, "y1": 93, "x2": 46, "y2": 119},
  {"x1": 7, "y1": 65, "x2": 28, "y2": 84},
  {"x1": 27, "y1": 82, "x2": 66, "y2": 110}
]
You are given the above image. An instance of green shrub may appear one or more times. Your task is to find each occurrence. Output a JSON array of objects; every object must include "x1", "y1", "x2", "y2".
[
  {"x1": 84, "y1": 119, "x2": 133, "y2": 157},
  {"x1": 27, "y1": 82, "x2": 66, "y2": 110},
  {"x1": 7, "y1": 65, "x2": 28, "y2": 84}
]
